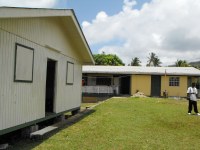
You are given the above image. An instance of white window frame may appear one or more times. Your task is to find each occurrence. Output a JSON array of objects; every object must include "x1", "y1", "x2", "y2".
[
  {"x1": 169, "y1": 77, "x2": 180, "y2": 86},
  {"x1": 14, "y1": 43, "x2": 34, "y2": 83},
  {"x1": 66, "y1": 61, "x2": 74, "y2": 85}
]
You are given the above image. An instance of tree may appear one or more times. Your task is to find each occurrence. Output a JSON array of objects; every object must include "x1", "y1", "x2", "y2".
[
  {"x1": 192, "y1": 65, "x2": 200, "y2": 70},
  {"x1": 153, "y1": 57, "x2": 162, "y2": 67},
  {"x1": 147, "y1": 52, "x2": 156, "y2": 66},
  {"x1": 130, "y1": 57, "x2": 141, "y2": 66},
  {"x1": 93, "y1": 52, "x2": 125, "y2": 66},
  {"x1": 175, "y1": 60, "x2": 190, "y2": 67},
  {"x1": 147, "y1": 52, "x2": 162, "y2": 67}
]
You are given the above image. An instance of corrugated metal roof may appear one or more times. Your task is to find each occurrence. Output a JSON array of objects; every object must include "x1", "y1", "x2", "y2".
[{"x1": 82, "y1": 66, "x2": 200, "y2": 76}]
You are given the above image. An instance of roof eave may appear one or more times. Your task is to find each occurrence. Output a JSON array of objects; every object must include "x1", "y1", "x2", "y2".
[
  {"x1": 0, "y1": 7, "x2": 72, "y2": 18},
  {"x1": 82, "y1": 71, "x2": 200, "y2": 76},
  {"x1": 70, "y1": 10, "x2": 94, "y2": 65}
]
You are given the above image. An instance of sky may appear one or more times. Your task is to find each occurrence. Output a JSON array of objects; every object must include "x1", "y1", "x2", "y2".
[{"x1": 0, "y1": 0, "x2": 200, "y2": 66}]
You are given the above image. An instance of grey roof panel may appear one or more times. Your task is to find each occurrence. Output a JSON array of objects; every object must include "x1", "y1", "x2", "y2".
[{"x1": 82, "y1": 66, "x2": 200, "y2": 76}]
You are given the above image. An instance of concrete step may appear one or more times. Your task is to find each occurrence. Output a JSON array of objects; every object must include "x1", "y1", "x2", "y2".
[
  {"x1": 0, "y1": 144, "x2": 9, "y2": 150},
  {"x1": 30, "y1": 126, "x2": 57, "y2": 139},
  {"x1": 30, "y1": 102, "x2": 105, "y2": 140}
]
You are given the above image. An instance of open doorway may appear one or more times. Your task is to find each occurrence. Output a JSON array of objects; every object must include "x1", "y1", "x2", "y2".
[
  {"x1": 120, "y1": 76, "x2": 131, "y2": 95},
  {"x1": 45, "y1": 59, "x2": 57, "y2": 114}
]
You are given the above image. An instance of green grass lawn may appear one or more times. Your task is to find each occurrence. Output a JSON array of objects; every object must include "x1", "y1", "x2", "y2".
[{"x1": 31, "y1": 98, "x2": 200, "y2": 149}]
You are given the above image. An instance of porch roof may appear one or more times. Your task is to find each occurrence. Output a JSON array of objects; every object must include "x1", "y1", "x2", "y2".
[{"x1": 82, "y1": 66, "x2": 200, "y2": 76}]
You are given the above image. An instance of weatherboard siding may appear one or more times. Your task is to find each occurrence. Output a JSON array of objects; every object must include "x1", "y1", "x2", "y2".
[
  {"x1": 0, "y1": 17, "x2": 81, "y2": 61},
  {"x1": 0, "y1": 29, "x2": 45, "y2": 130},
  {"x1": 0, "y1": 24, "x2": 82, "y2": 131},
  {"x1": 55, "y1": 60, "x2": 82, "y2": 112}
]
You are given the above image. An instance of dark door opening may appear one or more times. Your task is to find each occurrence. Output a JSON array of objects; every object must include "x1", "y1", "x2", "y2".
[
  {"x1": 151, "y1": 75, "x2": 161, "y2": 97},
  {"x1": 120, "y1": 76, "x2": 130, "y2": 95},
  {"x1": 45, "y1": 59, "x2": 56, "y2": 113}
]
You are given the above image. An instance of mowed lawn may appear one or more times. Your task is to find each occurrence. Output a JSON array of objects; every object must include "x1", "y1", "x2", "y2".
[{"x1": 33, "y1": 98, "x2": 200, "y2": 150}]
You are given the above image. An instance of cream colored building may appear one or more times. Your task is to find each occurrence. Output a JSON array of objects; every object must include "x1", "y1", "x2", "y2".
[
  {"x1": 0, "y1": 7, "x2": 94, "y2": 136},
  {"x1": 82, "y1": 66, "x2": 200, "y2": 97}
]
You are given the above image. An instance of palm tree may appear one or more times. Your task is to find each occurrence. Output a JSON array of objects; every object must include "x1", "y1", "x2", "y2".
[
  {"x1": 153, "y1": 57, "x2": 162, "y2": 67},
  {"x1": 131, "y1": 57, "x2": 141, "y2": 66},
  {"x1": 175, "y1": 60, "x2": 190, "y2": 67},
  {"x1": 182, "y1": 60, "x2": 189, "y2": 67},
  {"x1": 147, "y1": 52, "x2": 162, "y2": 67},
  {"x1": 147, "y1": 52, "x2": 156, "y2": 66},
  {"x1": 175, "y1": 60, "x2": 183, "y2": 67}
]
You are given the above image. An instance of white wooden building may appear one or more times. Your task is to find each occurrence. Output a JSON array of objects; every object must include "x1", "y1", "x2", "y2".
[{"x1": 0, "y1": 7, "x2": 94, "y2": 136}]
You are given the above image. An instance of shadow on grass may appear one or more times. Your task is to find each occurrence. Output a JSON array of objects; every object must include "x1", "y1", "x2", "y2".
[{"x1": 9, "y1": 109, "x2": 96, "y2": 150}]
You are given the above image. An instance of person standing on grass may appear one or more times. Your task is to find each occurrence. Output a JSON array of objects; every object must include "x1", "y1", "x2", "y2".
[{"x1": 187, "y1": 82, "x2": 200, "y2": 115}]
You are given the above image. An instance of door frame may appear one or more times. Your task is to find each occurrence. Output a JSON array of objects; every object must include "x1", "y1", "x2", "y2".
[
  {"x1": 151, "y1": 75, "x2": 161, "y2": 97},
  {"x1": 45, "y1": 58, "x2": 57, "y2": 114}
]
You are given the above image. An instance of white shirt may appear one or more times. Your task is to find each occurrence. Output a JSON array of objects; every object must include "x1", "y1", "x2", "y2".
[{"x1": 187, "y1": 87, "x2": 198, "y2": 101}]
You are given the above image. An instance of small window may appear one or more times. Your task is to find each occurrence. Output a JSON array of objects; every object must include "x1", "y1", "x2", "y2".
[
  {"x1": 14, "y1": 43, "x2": 34, "y2": 82},
  {"x1": 169, "y1": 77, "x2": 179, "y2": 86},
  {"x1": 66, "y1": 61, "x2": 74, "y2": 85}
]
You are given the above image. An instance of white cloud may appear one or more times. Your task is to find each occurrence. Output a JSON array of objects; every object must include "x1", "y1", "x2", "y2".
[
  {"x1": 95, "y1": 11, "x2": 108, "y2": 22},
  {"x1": 0, "y1": 0, "x2": 57, "y2": 8},
  {"x1": 82, "y1": 21, "x2": 91, "y2": 28},
  {"x1": 82, "y1": 0, "x2": 200, "y2": 66},
  {"x1": 123, "y1": 0, "x2": 137, "y2": 12}
]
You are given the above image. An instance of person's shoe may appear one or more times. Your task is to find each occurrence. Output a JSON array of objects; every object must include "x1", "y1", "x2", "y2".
[
  {"x1": 188, "y1": 113, "x2": 191, "y2": 115},
  {"x1": 196, "y1": 113, "x2": 200, "y2": 116}
]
